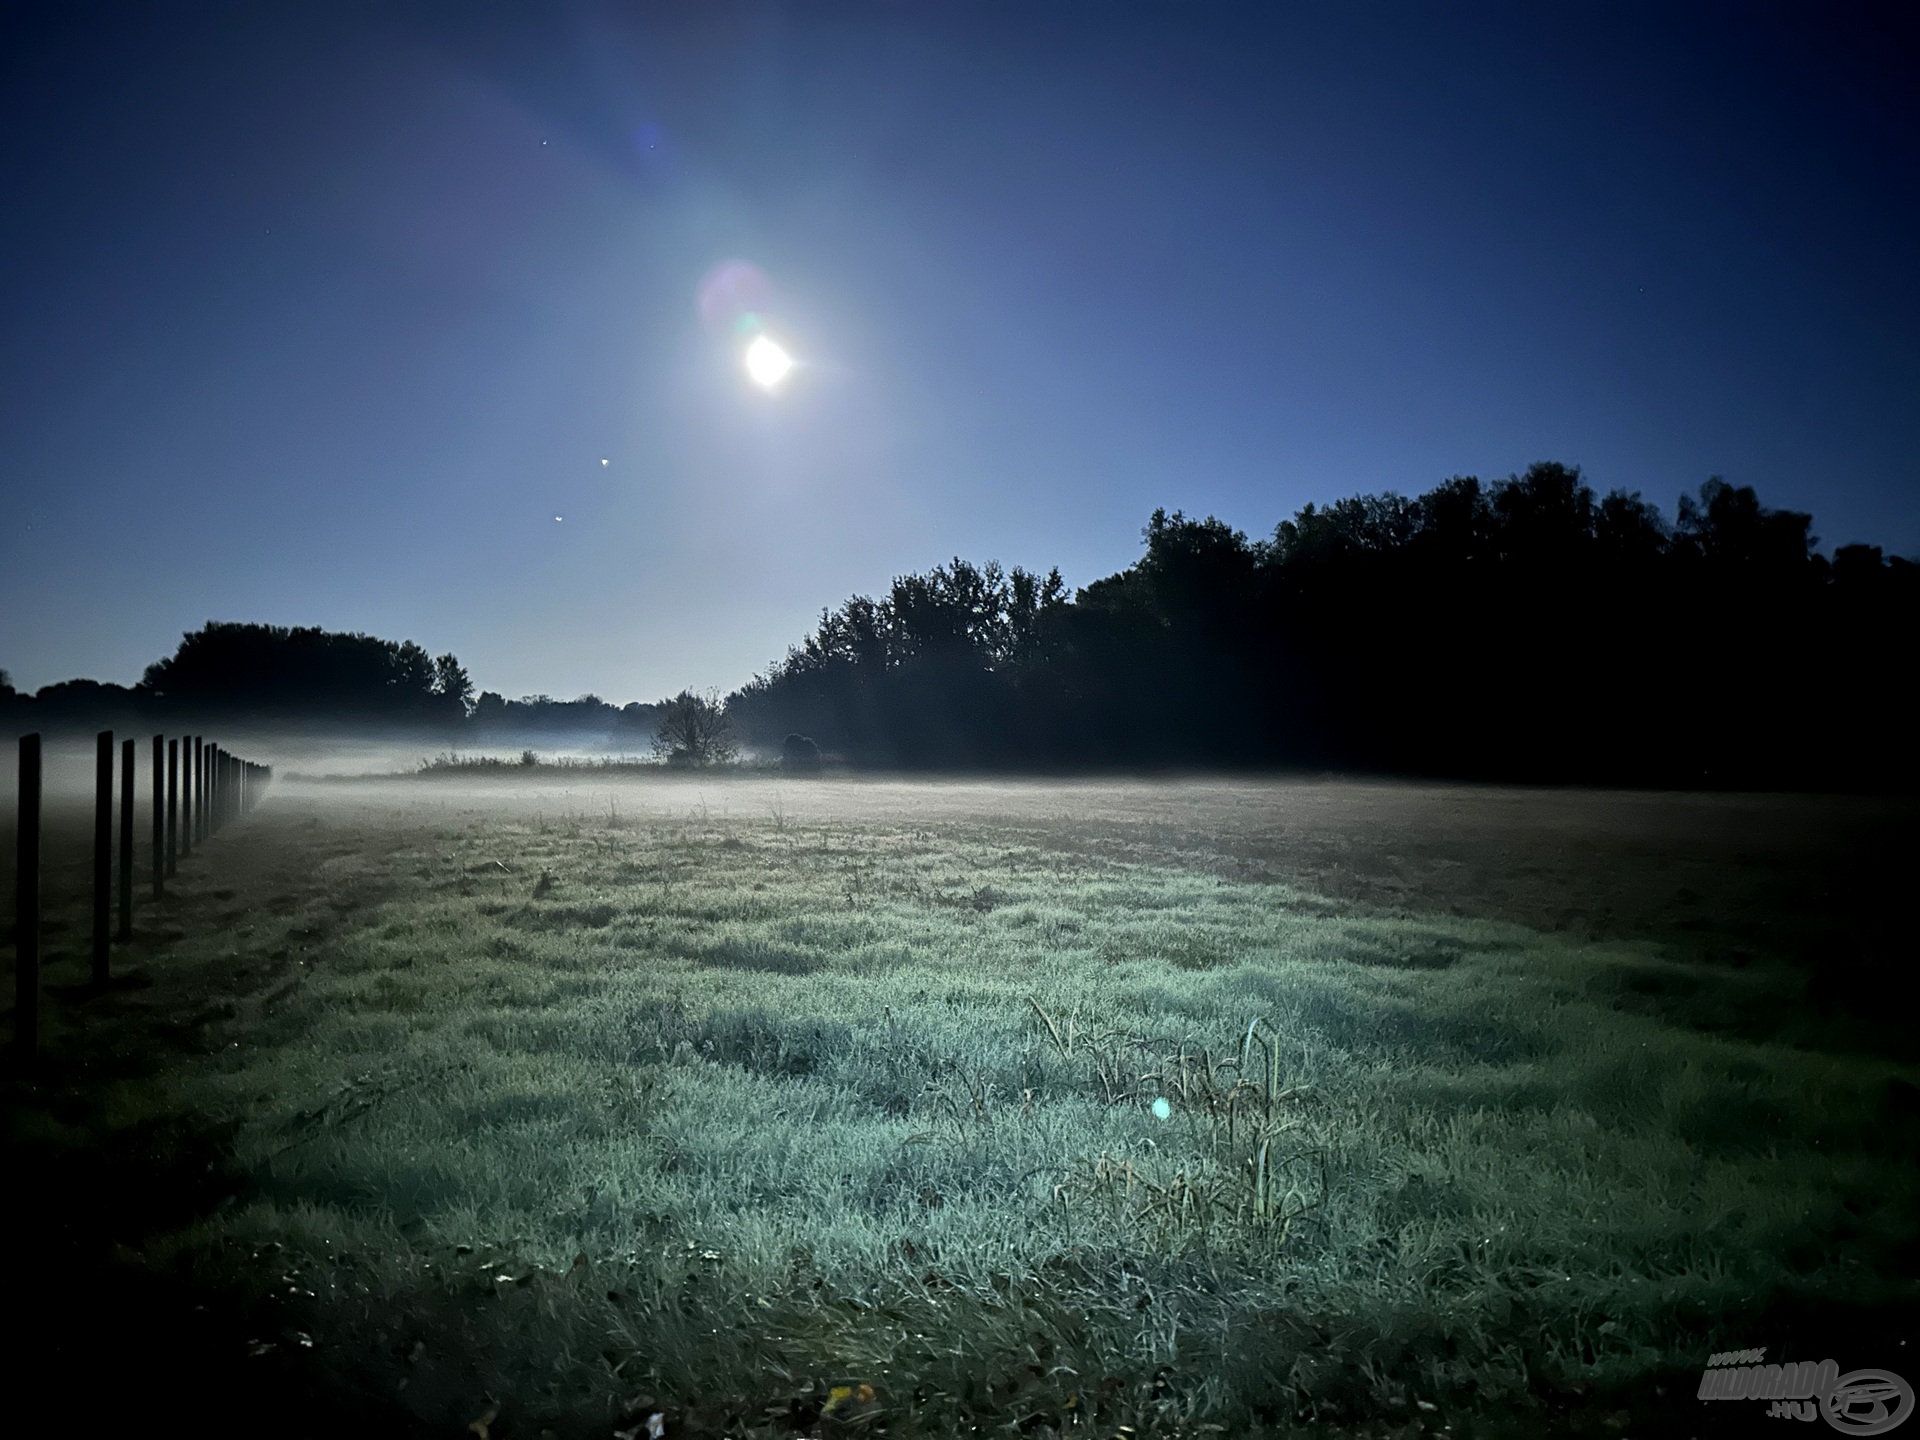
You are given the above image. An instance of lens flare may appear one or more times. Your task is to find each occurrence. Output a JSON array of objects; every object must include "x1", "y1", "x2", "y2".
[
  {"x1": 697, "y1": 259, "x2": 773, "y2": 334},
  {"x1": 744, "y1": 334, "x2": 795, "y2": 389}
]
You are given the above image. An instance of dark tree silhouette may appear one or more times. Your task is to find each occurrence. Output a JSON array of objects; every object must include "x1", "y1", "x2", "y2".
[
  {"x1": 432, "y1": 653, "x2": 475, "y2": 719},
  {"x1": 140, "y1": 622, "x2": 453, "y2": 720},
  {"x1": 729, "y1": 466, "x2": 1920, "y2": 789},
  {"x1": 780, "y1": 733, "x2": 823, "y2": 770}
]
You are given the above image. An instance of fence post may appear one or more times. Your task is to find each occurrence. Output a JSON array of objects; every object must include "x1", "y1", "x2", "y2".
[
  {"x1": 166, "y1": 739, "x2": 179, "y2": 876},
  {"x1": 194, "y1": 737, "x2": 206, "y2": 843},
  {"x1": 208, "y1": 744, "x2": 219, "y2": 833},
  {"x1": 151, "y1": 734, "x2": 164, "y2": 900},
  {"x1": 93, "y1": 730, "x2": 111, "y2": 985},
  {"x1": 14, "y1": 735, "x2": 41, "y2": 1065},
  {"x1": 119, "y1": 736, "x2": 134, "y2": 942},
  {"x1": 181, "y1": 728, "x2": 193, "y2": 858}
]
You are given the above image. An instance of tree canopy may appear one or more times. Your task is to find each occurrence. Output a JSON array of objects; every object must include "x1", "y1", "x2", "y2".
[{"x1": 729, "y1": 467, "x2": 1919, "y2": 788}]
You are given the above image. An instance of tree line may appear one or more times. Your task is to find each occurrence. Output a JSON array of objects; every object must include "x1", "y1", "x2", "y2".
[
  {"x1": 726, "y1": 465, "x2": 1919, "y2": 787},
  {"x1": 0, "y1": 624, "x2": 650, "y2": 744},
  {"x1": 5, "y1": 464, "x2": 1915, "y2": 786}
]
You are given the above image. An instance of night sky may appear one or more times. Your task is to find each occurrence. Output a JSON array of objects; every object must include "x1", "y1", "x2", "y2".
[{"x1": 3, "y1": 2, "x2": 1916, "y2": 701}]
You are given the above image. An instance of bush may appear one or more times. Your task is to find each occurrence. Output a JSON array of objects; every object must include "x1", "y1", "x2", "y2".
[{"x1": 780, "y1": 733, "x2": 822, "y2": 771}]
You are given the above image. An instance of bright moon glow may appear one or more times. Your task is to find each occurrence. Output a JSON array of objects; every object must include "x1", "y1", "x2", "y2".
[{"x1": 744, "y1": 334, "x2": 794, "y2": 389}]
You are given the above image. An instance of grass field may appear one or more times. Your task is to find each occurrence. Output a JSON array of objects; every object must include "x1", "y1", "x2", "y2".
[{"x1": 4, "y1": 773, "x2": 1916, "y2": 1437}]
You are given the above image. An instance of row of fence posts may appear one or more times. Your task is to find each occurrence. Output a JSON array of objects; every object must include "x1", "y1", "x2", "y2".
[{"x1": 12, "y1": 731, "x2": 271, "y2": 1065}]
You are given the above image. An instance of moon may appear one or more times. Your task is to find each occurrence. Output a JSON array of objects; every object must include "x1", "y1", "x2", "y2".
[{"x1": 744, "y1": 334, "x2": 795, "y2": 390}]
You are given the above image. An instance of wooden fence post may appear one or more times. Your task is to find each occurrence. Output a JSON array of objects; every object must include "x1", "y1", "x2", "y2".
[
  {"x1": 151, "y1": 734, "x2": 164, "y2": 900},
  {"x1": 183, "y1": 728, "x2": 194, "y2": 857},
  {"x1": 93, "y1": 730, "x2": 111, "y2": 985},
  {"x1": 119, "y1": 736, "x2": 134, "y2": 942},
  {"x1": 166, "y1": 739, "x2": 179, "y2": 876},
  {"x1": 194, "y1": 737, "x2": 206, "y2": 843},
  {"x1": 14, "y1": 735, "x2": 41, "y2": 1065}
]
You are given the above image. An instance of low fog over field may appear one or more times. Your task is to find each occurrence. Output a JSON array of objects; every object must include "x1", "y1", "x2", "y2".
[{"x1": 10, "y1": 735, "x2": 1911, "y2": 1022}]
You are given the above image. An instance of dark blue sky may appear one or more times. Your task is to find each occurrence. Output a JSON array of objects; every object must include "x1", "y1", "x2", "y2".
[{"x1": 4, "y1": 2, "x2": 1916, "y2": 701}]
